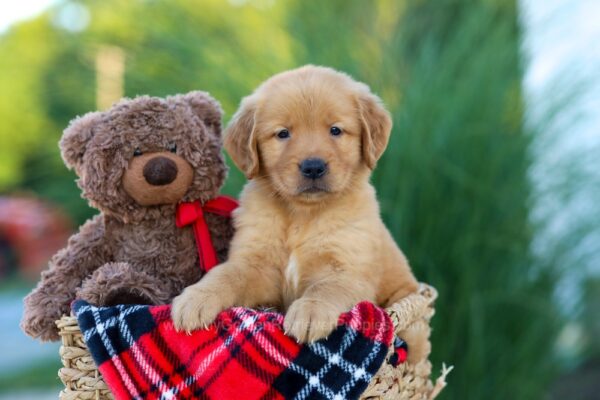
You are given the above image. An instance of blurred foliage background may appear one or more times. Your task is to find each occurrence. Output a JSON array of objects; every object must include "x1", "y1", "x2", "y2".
[{"x1": 0, "y1": 0, "x2": 598, "y2": 398}]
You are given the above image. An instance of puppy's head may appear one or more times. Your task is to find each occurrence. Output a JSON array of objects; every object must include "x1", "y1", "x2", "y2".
[{"x1": 224, "y1": 65, "x2": 392, "y2": 203}]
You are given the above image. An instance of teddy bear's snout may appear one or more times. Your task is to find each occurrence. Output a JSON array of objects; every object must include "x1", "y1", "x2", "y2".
[
  {"x1": 143, "y1": 156, "x2": 178, "y2": 186},
  {"x1": 123, "y1": 151, "x2": 194, "y2": 206}
]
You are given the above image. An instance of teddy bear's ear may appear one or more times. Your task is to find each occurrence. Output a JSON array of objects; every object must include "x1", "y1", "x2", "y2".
[
  {"x1": 181, "y1": 91, "x2": 224, "y2": 134},
  {"x1": 60, "y1": 111, "x2": 102, "y2": 173}
]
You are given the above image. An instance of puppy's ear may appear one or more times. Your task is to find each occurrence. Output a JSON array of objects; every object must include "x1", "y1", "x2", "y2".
[
  {"x1": 224, "y1": 95, "x2": 260, "y2": 179},
  {"x1": 60, "y1": 111, "x2": 103, "y2": 174},
  {"x1": 358, "y1": 90, "x2": 392, "y2": 169},
  {"x1": 182, "y1": 91, "x2": 224, "y2": 134}
]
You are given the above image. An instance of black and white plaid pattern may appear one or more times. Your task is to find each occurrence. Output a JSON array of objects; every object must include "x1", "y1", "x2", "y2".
[{"x1": 273, "y1": 324, "x2": 388, "y2": 400}]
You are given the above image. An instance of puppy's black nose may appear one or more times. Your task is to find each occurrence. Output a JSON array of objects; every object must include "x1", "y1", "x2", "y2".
[
  {"x1": 143, "y1": 156, "x2": 178, "y2": 186},
  {"x1": 299, "y1": 158, "x2": 328, "y2": 179}
]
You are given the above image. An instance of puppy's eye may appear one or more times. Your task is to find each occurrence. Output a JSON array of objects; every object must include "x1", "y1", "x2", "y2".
[
  {"x1": 168, "y1": 143, "x2": 177, "y2": 153},
  {"x1": 133, "y1": 148, "x2": 143, "y2": 157},
  {"x1": 330, "y1": 126, "x2": 342, "y2": 136},
  {"x1": 276, "y1": 129, "x2": 291, "y2": 139}
]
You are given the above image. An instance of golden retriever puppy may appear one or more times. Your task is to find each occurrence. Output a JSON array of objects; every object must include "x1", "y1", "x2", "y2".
[{"x1": 172, "y1": 65, "x2": 426, "y2": 361}]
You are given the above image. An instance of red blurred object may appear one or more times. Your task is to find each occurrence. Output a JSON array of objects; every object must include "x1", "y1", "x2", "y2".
[{"x1": 0, "y1": 195, "x2": 72, "y2": 280}]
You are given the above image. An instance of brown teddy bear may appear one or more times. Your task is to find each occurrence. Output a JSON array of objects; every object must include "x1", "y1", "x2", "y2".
[{"x1": 21, "y1": 91, "x2": 235, "y2": 342}]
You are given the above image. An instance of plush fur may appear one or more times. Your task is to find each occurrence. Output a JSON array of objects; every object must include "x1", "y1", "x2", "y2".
[
  {"x1": 172, "y1": 66, "x2": 427, "y2": 363},
  {"x1": 21, "y1": 91, "x2": 234, "y2": 342}
]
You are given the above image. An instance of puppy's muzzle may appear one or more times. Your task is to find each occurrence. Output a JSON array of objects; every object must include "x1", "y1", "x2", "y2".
[
  {"x1": 143, "y1": 156, "x2": 178, "y2": 186},
  {"x1": 299, "y1": 158, "x2": 328, "y2": 180}
]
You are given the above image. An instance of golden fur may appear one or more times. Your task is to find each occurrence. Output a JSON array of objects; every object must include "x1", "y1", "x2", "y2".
[{"x1": 173, "y1": 66, "x2": 425, "y2": 361}]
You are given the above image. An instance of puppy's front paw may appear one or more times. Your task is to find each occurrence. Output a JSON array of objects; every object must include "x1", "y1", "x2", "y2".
[
  {"x1": 171, "y1": 285, "x2": 226, "y2": 333},
  {"x1": 284, "y1": 298, "x2": 340, "y2": 343}
]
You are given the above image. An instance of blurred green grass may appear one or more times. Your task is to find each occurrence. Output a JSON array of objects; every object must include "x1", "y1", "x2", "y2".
[
  {"x1": 0, "y1": 359, "x2": 61, "y2": 392},
  {"x1": 0, "y1": 0, "x2": 598, "y2": 398}
]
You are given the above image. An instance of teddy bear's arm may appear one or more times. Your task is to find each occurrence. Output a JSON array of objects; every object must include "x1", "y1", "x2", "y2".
[{"x1": 21, "y1": 214, "x2": 110, "y2": 341}]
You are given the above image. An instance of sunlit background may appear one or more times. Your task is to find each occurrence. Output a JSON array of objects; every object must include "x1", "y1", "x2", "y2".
[{"x1": 0, "y1": 0, "x2": 599, "y2": 399}]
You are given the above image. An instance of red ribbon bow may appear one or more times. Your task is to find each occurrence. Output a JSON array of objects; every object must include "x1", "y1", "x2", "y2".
[{"x1": 176, "y1": 196, "x2": 239, "y2": 272}]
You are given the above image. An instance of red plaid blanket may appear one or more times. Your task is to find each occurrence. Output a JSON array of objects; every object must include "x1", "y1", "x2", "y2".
[{"x1": 73, "y1": 301, "x2": 395, "y2": 400}]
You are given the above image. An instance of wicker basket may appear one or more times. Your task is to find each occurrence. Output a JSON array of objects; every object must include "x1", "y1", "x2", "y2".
[{"x1": 57, "y1": 284, "x2": 451, "y2": 400}]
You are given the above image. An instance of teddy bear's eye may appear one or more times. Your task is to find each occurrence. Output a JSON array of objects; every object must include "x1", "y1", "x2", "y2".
[
  {"x1": 168, "y1": 143, "x2": 177, "y2": 153},
  {"x1": 133, "y1": 148, "x2": 143, "y2": 157}
]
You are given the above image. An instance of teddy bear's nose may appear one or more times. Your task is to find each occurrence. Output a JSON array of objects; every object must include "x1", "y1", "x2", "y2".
[{"x1": 143, "y1": 156, "x2": 178, "y2": 186}]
